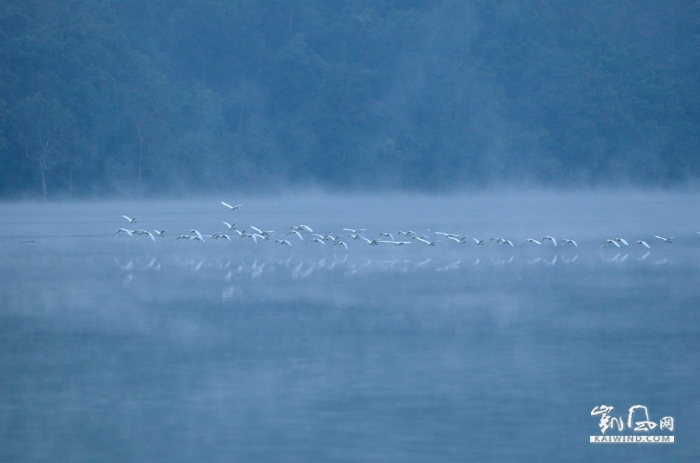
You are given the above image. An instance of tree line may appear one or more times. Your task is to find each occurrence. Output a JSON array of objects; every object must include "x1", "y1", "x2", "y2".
[{"x1": 1, "y1": 0, "x2": 698, "y2": 198}]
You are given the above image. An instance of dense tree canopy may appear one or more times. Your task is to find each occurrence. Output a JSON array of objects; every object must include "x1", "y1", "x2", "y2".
[{"x1": 0, "y1": 0, "x2": 698, "y2": 198}]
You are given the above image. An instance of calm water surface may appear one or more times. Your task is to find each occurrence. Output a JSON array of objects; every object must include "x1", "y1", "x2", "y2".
[{"x1": 1, "y1": 192, "x2": 699, "y2": 462}]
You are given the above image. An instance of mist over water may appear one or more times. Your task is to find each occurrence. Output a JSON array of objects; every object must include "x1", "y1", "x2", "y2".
[{"x1": 1, "y1": 191, "x2": 699, "y2": 462}]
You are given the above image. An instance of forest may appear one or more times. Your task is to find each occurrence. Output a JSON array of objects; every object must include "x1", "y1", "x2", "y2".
[{"x1": 0, "y1": 0, "x2": 698, "y2": 198}]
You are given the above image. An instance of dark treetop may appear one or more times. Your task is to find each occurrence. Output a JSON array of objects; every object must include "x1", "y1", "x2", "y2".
[{"x1": 1, "y1": 0, "x2": 698, "y2": 198}]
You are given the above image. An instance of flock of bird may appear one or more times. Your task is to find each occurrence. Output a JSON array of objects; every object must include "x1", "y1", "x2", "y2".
[{"x1": 115, "y1": 200, "x2": 693, "y2": 254}]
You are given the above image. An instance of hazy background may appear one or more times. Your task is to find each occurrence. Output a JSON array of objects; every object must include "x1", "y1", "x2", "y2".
[{"x1": 1, "y1": 0, "x2": 699, "y2": 199}]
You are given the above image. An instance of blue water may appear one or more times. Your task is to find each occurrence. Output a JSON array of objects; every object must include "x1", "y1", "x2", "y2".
[{"x1": 1, "y1": 192, "x2": 699, "y2": 461}]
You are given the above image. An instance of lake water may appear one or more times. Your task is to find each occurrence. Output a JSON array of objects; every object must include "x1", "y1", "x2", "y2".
[{"x1": 1, "y1": 191, "x2": 699, "y2": 462}]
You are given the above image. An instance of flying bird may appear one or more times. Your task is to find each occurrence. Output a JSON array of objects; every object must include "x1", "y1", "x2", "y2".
[
  {"x1": 654, "y1": 235, "x2": 675, "y2": 243},
  {"x1": 334, "y1": 241, "x2": 349, "y2": 250},
  {"x1": 251, "y1": 225, "x2": 273, "y2": 238},
  {"x1": 520, "y1": 239, "x2": 542, "y2": 245},
  {"x1": 561, "y1": 239, "x2": 577, "y2": 248},
  {"x1": 436, "y1": 232, "x2": 460, "y2": 239},
  {"x1": 287, "y1": 229, "x2": 304, "y2": 240},
  {"x1": 188, "y1": 229, "x2": 204, "y2": 241},
  {"x1": 135, "y1": 230, "x2": 156, "y2": 241},
  {"x1": 122, "y1": 215, "x2": 137, "y2": 224},
  {"x1": 412, "y1": 236, "x2": 438, "y2": 246},
  {"x1": 359, "y1": 237, "x2": 380, "y2": 245},
  {"x1": 116, "y1": 228, "x2": 134, "y2": 237},
  {"x1": 542, "y1": 236, "x2": 557, "y2": 247},
  {"x1": 447, "y1": 236, "x2": 469, "y2": 244},
  {"x1": 635, "y1": 240, "x2": 651, "y2": 249},
  {"x1": 221, "y1": 201, "x2": 243, "y2": 211}
]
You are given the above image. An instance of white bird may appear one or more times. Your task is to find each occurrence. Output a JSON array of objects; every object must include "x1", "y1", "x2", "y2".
[
  {"x1": 241, "y1": 232, "x2": 267, "y2": 244},
  {"x1": 221, "y1": 201, "x2": 243, "y2": 211},
  {"x1": 116, "y1": 228, "x2": 134, "y2": 237},
  {"x1": 153, "y1": 230, "x2": 166, "y2": 238},
  {"x1": 379, "y1": 232, "x2": 395, "y2": 241},
  {"x1": 307, "y1": 237, "x2": 326, "y2": 245},
  {"x1": 436, "y1": 232, "x2": 460, "y2": 239},
  {"x1": 343, "y1": 228, "x2": 366, "y2": 234},
  {"x1": 655, "y1": 235, "x2": 675, "y2": 243},
  {"x1": 398, "y1": 231, "x2": 417, "y2": 237},
  {"x1": 360, "y1": 237, "x2": 379, "y2": 245},
  {"x1": 500, "y1": 239, "x2": 514, "y2": 247},
  {"x1": 287, "y1": 229, "x2": 304, "y2": 240},
  {"x1": 561, "y1": 239, "x2": 577, "y2": 248},
  {"x1": 635, "y1": 240, "x2": 651, "y2": 249},
  {"x1": 296, "y1": 224, "x2": 314, "y2": 233},
  {"x1": 135, "y1": 230, "x2": 156, "y2": 241},
  {"x1": 380, "y1": 240, "x2": 411, "y2": 246},
  {"x1": 275, "y1": 239, "x2": 292, "y2": 246},
  {"x1": 188, "y1": 229, "x2": 204, "y2": 241},
  {"x1": 520, "y1": 239, "x2": 542, "y2": 245},
  {"x1": 472, "y1": 238, "x2": 485, "y2": 245},
  {"x1": 251, "y1": 226, "x2": 273, "y2": 238},
  {"x1": 334, "y1": 241, "x2": 349, "y2": 250},
  {"x1": 412, "y1": 236, "x2": 438, "y2": 246},
  {"x1": 542, "y1": 236, "x2": 557, "y2": 247},
  {"x1": 122, "y1": 215, "x2": 137, "y2": 224},
  {"x1": 447, "y1": 236, "x2": 468, "y2": 244},
  {"x1": 223, "y1": 221, "x2": 236, "y2": 230},
  {"x1": 614, "y1": 238, "x2": 629, "y2": 246},
  {"x1": 600, "y1": 239, "x2": 621, "y2": 247},
  {"x1": 240, "y1": 232, "x2": 259, "y2": 243}
]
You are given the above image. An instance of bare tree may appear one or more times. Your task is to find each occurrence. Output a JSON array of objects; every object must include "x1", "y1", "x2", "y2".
[{"x1": 14, "y1": 93, "x2": 76, "y2": 200}]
